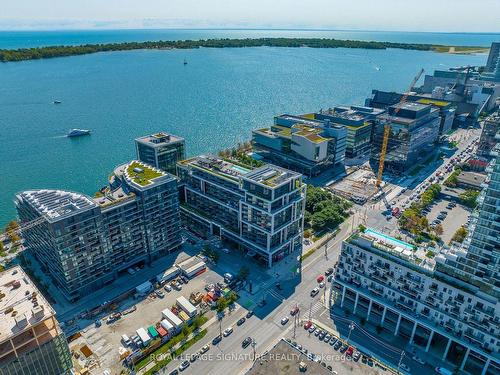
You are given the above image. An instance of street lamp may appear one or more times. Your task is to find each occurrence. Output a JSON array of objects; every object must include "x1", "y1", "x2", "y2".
[
  {"x1": 251, "y1": 339, "x2": 257, "y2": 361},
  {"x1": 347, "y1": 321, "x2": 355, "y2": 343},
  {"x1": 397, "y1": 350, "x2": 405, "y2": 374}
]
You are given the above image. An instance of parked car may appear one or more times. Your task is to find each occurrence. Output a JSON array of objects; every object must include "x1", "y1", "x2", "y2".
[
  {"x1": 325, "y1": 268, "x2": 334, "y2": 276},
  {"x1": 319, "y1": 281, "x2": 325, "y2": 288},
  {"x1": 246, "y1": 310, "x2": 254, "y2": 319},
  {"x1": 304, "y1": 321, "x2": 312, "y2": 330},
  {"x1": 353, "y1": 351, "x2": 361, "y2": 361},
  {"x1": 281, "y1": 316, "x2": 289, "y2": 325},
  {"x1": 314, "y1": 329, "x2": 321, "y2": 337},
  {"x1": 212, "y1": 335, "x2": 222, "y2": 345},
  {"x1": 189, "y1": 353, "x2": 199, "y2": 363},
  {"x1": 199, "y1": 344, "x2": 210, "y2": 354},
  {"x1": 323, "y1": 334, "x2": 331, "y2": 342},
  {"x1": 179, "y1": 360, "x2": 190, "y2": 371},
  {"x1": 290, "y1": 306, "x2": 299, "y2": 316},
  {"x1": 400, "y1": 363, "x2": 411, "y2": 372},
  {"x1": 223, "y1": 327, "x2": 233, "y2": 337},
  {"x1": 346, "y1": 346, "x2": 353, "y2": 357},
  {"x1": 412, "y1": 355, "x2": 425, "y2": 365},
  {"x1": 316, "y1": 275, "x2": 324, "y2": 283},
  {"x1": 164, "y1": 284, "x2": 172, "y2": 292},
  {"x1": 327, "y1": 275, "x2": 333, "y2": 282},
  {"x1": 237, "y1": 317, "x2": 246, "y2": 326},
  {"x1": 318, "y1": 331, "x2": 326, "y2": 340},
  {"x1": 333, "y1": 341, "x2": 342, "y2": 350},
  {"x1": 155, "y1": 290, "x2": 165, "y2": 298},
  {"x1": 242, "y1": 337, "x2": 252, "y2": 348},
  {"x1": 310, "y1": 288, "x2": 319, "y2": 297}
]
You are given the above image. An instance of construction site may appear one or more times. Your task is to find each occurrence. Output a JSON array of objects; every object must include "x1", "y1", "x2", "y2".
[{"x1": 327, "y1": 166, "x2": 379, "y2": 204}]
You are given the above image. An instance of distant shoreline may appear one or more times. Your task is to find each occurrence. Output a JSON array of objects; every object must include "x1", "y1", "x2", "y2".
[{"x1": 0, "y1": 37, "x2": 489, "y2": 62}]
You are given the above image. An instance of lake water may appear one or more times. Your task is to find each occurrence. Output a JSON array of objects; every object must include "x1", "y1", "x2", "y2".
[
  {"x1": 1, "y1": 29, "x2": 499, "y2": 49},
  {"x1": 0, "y1": 30, "x2": 491, "y2": 226}
]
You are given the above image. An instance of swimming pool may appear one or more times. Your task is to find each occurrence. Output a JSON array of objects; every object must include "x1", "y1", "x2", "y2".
[
  {"x1": 364, "y1": 228, "x2": 414, "y2": 251},
  {"x1": 230, "y1": 164, "x2": 251, "y2": 174}
]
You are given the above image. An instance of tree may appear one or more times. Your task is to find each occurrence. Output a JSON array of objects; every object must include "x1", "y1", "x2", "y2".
[
  {"x1": 0, "y1": 241, "x2": 4, "y2": 253},
  {"x1": 181, "y1": 324, "x2": 190, "y2": 338},
  {"x1": 192, "y1": 315, "x2": 204, "y2": 329},
  {"x1": 451, "y1": 227, "x2": 468, "y2": 244},
  {"x1": 434, "y1": 224, "x2": 444, "y2": 236},
  {"x1": 216, "y1": 297, "x2": 227, "y2": 312},
  {"x1": 459, "y1": 190, "x2": 480, "y2": 208}
]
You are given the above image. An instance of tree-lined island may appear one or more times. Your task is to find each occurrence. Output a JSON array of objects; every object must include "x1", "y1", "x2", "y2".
[{"x1": 0, "y1": 37, "x2": 488, "y2": 62}]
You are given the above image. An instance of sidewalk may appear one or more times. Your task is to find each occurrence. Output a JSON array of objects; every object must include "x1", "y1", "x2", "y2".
[{"x1": 307, "y1": 317, "x2": 400, "y2": 375}]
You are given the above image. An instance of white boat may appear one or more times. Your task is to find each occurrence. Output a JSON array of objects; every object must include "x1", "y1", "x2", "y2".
[{"x1": 67, "y1": 129, "x2": 91, "y2": 137}]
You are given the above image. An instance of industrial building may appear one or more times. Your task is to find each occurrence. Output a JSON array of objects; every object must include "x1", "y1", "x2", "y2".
[
  {"x1": 252, "y1": 114, "x2": 347, "y2": 176},
  {"x1": 369, "y1": 102, "x2": 440, "y2": 174},
  {"x1": 485, "y1": 42, "x2": 500, "y2": 74},
  {"x1": 177, "y1": 155, "x2": 305, "y2": 267},
  {"x1": 16, "y1": 161, "x2": 181, "y2": 302},
  {"x1": 366, "y1": 90, "x2": 455, "y2": 135},
  {"x1": 135, "y1": 132, "x2": 186, "y2": 175},
  {"x1": 334, "y1": 141, "x2": 500, "y2": 375},
  {"x1": 0, "y1": 266, "x2": 72, "y2": 375},
  {"x1": 312, "y1": 105, "x2": 385, "y2": 158}
]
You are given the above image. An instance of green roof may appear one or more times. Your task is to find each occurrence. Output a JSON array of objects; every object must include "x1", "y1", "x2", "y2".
[{"x1": 126, "y1": 161, "x2": 164, "y2": 186}]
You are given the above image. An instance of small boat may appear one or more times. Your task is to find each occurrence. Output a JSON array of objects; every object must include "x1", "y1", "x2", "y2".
[
  {"x1": 53, "y1": 100, "x2": 62, "y2": 104},
  {"x1": 183, "y1": 58, "x2": 188, "y2": 65},
  {"x1": 67, "y1": 129, "x2": 91, "y2": 137}
]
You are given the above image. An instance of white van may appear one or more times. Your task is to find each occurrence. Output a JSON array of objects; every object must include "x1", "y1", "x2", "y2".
[{"x1": 121, "y1": 334, "x2": 131, "y2": 346}]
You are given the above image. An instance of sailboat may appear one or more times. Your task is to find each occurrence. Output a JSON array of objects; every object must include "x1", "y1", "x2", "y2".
[{"x1": 183, "y1": 58, "x2": 188, "y2": 65}]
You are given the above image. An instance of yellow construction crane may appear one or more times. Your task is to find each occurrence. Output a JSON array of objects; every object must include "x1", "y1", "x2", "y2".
[{"x1": 376, "y1": 68, "x2": 425, "y2": 188}]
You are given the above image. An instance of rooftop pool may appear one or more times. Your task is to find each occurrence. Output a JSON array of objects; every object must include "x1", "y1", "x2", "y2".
[{"x1": 364, "y1": 228, "x2": 414, "y2": 251}]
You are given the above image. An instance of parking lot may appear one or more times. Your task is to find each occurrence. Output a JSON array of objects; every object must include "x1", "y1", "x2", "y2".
[
  {"x1": 289, "y1": 324, "x2": 386, "y2": 375},
  {"x1": 68, "y1": 255, "x2": 224, "y2": 374},
  {"x1": 425, "y1": 198, "x2": 470, "y2": 244}
]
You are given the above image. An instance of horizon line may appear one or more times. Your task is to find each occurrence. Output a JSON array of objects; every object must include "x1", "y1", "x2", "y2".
[{"x1": 1, "y1": 27, "x2": 500, "y2": 34}]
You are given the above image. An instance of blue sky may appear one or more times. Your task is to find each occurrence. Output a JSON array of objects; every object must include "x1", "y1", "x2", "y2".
[{"x1": 1, "y1": 0, "x2": 500, "y2": 32}]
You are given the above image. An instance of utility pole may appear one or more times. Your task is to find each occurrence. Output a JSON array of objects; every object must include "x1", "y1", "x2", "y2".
[
  {"x1": 324, "y1": 241, "x2": 328, "y2": 259},
  {"x1": 347, "y1": 321, "x2": 355, "y2": 343},
  {"x1": 293, "y1": 304, "x2": 298, "y2": 339},
  {"x1": 397, "y1": 350, "x2": 405, "y2": 374},
  {"x1": 218, "y1": 314, "x2": 223, "y2": 337}
]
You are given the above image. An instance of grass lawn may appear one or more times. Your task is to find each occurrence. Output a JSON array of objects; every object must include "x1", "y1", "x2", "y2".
[
  {"x1": 126, "y1": 161, "x2": 163, "y2": 186},
  {"x1": 144, "y1": 329, "x2": 208, "y2": 375}
]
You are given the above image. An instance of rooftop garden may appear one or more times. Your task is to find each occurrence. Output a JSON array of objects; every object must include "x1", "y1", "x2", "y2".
[{"x1": 126, "y1": 161, "x2": 163, "y2": 186}]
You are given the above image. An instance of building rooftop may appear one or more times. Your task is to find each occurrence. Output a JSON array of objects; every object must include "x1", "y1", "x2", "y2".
[
  {"x1": 0, "y1": 266, "x2": 55, "y2": 343},
  {"x1": 179, "y1": 155, "x2": 253, "y2": 182},
  {"x1": 135, "y1": 132, "x2": 184, "y2": 147},
  {"x1": 16, "y1": 189, "x2": 96, "y2": 223},
  {"x1": 244, "y1": 164, "x2": 301, "y2": 187},
  {"x1": 115, "y1": 160, "x2": 168, "y2": 188},
  {"x1": 348, "y1": 228, "x2": 435, "y2": 271}
]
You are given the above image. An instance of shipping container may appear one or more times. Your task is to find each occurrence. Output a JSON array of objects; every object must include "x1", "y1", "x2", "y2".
[
  {"x1": 135, "y1": 281, "x2": 153, "y2": 295},
  {"x1": 156, "y1": 266, "x2": 180, "y2": 283},
  {"x1": 147, "y1": 326, "x2": 159, "y2": 339},
  {"x1": 160, "y1": 318, "x2": 174, "y2": 332},
  {"x1": 136, "y1": 327, "x2": 151, "y2": 346},
  {"x1": 156, "y1": 326, "x2": 168, "y2": 338},
  {"x1": 178, "y1": 310, "x2": 190, "y2": 322},
  {"x1": 176, "y1": 296, "x2": 198, "y2": 317},
  {"x1": 161, "y1": 308, "x2": 183, "y2": 328}
]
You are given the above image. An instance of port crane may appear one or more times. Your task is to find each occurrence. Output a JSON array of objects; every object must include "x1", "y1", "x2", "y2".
[{"x1": 375, "y1": 68, "x2": 425, "y2": 190}]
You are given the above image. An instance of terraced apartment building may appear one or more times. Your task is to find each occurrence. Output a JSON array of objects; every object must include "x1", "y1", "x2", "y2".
[
  {"x1": 177, "y1": 155, "x2": 306, "y2": 267},
  {"x1": 16, "y1": 161, "x2": 181, "y2": 302},
  {"x1": 252, "y1": 114, "x2": 347, "y2": 176},
  {"x1": 0, "y1": 266, "x2": 72, "y2": 375},
  {"x1": 135, "y1": 132, "x2": 186, "y2": 175},
  {"x1": 334, "y1": 141, "x2": 500, "y2": 375},
  {"x1": 313, "y1": 105, "x2": 385, "y2": 158}
]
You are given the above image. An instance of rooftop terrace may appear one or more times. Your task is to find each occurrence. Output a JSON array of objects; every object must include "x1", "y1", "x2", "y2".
[
  {"x1": 122, "y1": 160, "x2": 166, "y2": 187},
  {"x1": 179, "y1": 155, "x2": 253, "y2": 181},
  {"x1": 244, "y1": 164, "x2": 301, "y2": 187},
  {"x1": 135, "y1": 132, "x2": 184, "y2": 147},
  {"x1": 0, "y1": 266, "x2": 55, "y2": 343},
  {"x1": 348, "y1": 228, "x2": 435, "y2": 271},
  {"x1": 17, "y1": 189, "x2": 96, "y2": 222}
]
